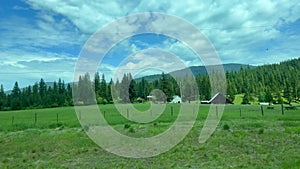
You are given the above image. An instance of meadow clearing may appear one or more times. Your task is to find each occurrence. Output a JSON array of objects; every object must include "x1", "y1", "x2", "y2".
[{"x1": 0, "y1": 103, "x2": 299, "y2": 168}]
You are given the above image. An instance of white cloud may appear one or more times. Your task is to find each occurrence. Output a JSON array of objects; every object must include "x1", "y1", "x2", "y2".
[
  {"x1": 112, "y1": 48, "x2": 189, "y2": 81},
  {"x1": 0, "y1": 49, "x2": 76, "y2": 90},
  {"x1": 23, "y1": 0, "x2": 300, "y2": 63},
  {"x1": 0, "y1": 14, "x2": 84, "y2": 50},
  {"x1": 2, "y1": 0, "x2": 300, "y2": 89}
]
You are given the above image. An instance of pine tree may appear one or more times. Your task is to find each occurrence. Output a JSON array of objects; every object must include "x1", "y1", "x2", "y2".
[
  {"x1": 106, "y1": 79, "x2": 113, "y2": 103},
  {"x1": 227, "y1": 82, "x2": 237, "y2": 103},
  {"x1": 120, "y1": 74, "x2": 130, "y2": 103},
  {"x1": 0, "y1": 84, "x2": 6, "y2": 110},
  {"x1": 94, "y1": 72, "x2": 101, "y2": 98},
  {"x1": 100, "y1": 74, "x2": 107, "y2": 100},
  {"x1": 77, "y1": 73, "x2": 95, "y2": 105},
  {"x1": 39, "y1": 78, "x2": 46, "y2": 99},
  {"x1": 159, "y1": 72, "x2": 172, "y2": 102},
  {"x1": 265, "y1": 89, "x2": 273, "y2": 103},
  {"x1": 284, "y1": 82, "x2": 293, "y2": 104},
  {"x1": 11, "y1": 82, "x2": 21, "y2": 110}
]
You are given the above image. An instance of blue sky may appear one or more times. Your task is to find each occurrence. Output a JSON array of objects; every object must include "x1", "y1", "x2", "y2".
[{"x1": 0, "y1": 0, "x2": 300, "y2": 90}]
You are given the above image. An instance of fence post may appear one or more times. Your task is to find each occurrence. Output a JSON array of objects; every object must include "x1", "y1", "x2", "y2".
[
  {"x1": 35, "y1": 113, "x2": 37, "y2": 124},
  {"x1": 261, "y1": 106, "x2": 264, "y2": 116},
  {"x1": 216, "y1": 106, "x2": 218, "y2": 118},
  {"x1": 127, "y1": 108, "x2": 129, "y2": 118},
  {"x1": 171, "y1": 106, "x2": 174, "y2": 116},
  {"x1": 12, "y1": 116, "x2": 14, "y2": 125},
  {"x1": 103, "y1": 111, "x2": 106, "y2": 117},
  {"x1": 239, "y1": 108, "x2": 242, "y2": 117},
  {"x1": 56, "y1": 113, "x2": 59, "y2": 124},
  {"x1": 79, "y1": 110, "x2": 81, "y2": 120},
  {"x1": 281, "y1": 104, "x2": 284, "y2": 115}
]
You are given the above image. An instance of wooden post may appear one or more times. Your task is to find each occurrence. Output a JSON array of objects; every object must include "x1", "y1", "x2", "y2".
[
  {"x1": 103, "y1": 111, "x2": 106, "y2": 117},
  {"x1": 261, "y1": 106, "x2": 264, "y2": 116},
  {"x1": 56, "y1": 113, "x2": 59, "y2": 123},
  {"x1": 79, "y1": 110, "x2": 81, "y2": 120},
  {"x1": 127, "y1": 108, "x2": 129, "y2": 118},
  {"x1": 216, "y1": 106, "x2": 218, "y2": 118},
  {"x1": 171, "y1": 106, "x2": 174, "y2": 116},
  {"x1": 281, "y1": 104, "x2": 284, "y2": 115},
  {"x1": 239, "y1": 108, "x2": 242, "y2": 117},
  {"x1": 12, "y1": 116, "x2": 14, "y2": 125},
  {"x1": 35, "y1": 113, "x2": 37, "y2": 124}
]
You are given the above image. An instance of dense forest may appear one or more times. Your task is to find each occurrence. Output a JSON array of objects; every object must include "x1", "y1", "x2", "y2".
[{"x1": 0, "y1": 58, "x2": 299, "y2": 110}]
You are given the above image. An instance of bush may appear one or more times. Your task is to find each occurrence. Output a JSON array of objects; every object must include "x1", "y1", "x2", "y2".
[
  {"x1": 223, "y1": 124, "x2": 230, "y2": 130},
  {"x1": 124, "y1": 123, "x2": 131, "y2": 129},
  {"x1": 97, "y1": 97, "x2": 108, "y2": 104},
  {"x1": 83, "y1": 125, "x2": 89, "y2": 132},
  {"x1": 258, "y1": 128, "x2": 264, "y2": 134},
  {"x1": 129, "y1": 127, "x2": 135, "y2": 133}
]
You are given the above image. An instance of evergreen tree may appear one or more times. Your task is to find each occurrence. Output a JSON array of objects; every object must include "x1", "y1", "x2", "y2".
[
  {"x1": 265, "y1": 89, "x2": 274, "y2": 103},
  {"x1": 94, "y1": 72, "x2": 101, "y2": 98},
  {"x1": 0, "y1": 84, "x2": 6, "y2": 110},
  {"x1": 39, "y1": 78, "x2": 47, "y2": 99},
  {"x1": 99, "y1": 74, "x2": 107, "y2": 100},
  {"x1": 159, "y1": 72, "x2": 172, "y2": 102},
  {"x1": 77, "y1": 73, "x2": 95, "y2": 105},
  {"x1": 284, "y1": 82, "x2": 293, "y2": 104},
  {"x1": 11, "y1": 82, "x2": 21, "y2": 110},
  {"x1": 129, "y1": 78, "x2": 137, "y2": 103},
  {"x1": 106, "y1": 78, "x2": 113, "y2": 103},
  {"x1": 120, "y1": 73, "x2": 130, "y2": 103},
  {"x1": 227, "y1": 82, "x2": 237, "y2": 103},
  {"x1": 32, "y1": 82, "x2": 40, "y2": 107}
]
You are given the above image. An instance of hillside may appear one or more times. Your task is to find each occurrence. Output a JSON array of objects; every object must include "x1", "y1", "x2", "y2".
[{"x1": 136, "y1": 63, "x2": 254, "y2": 82}]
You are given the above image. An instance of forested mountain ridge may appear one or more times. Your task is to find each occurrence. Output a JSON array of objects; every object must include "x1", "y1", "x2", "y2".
[
  {"x1": 226, "y1": 58, "x2": 300, "y2": 104},
  {"x1": 136, "y1": 63, "x2": 254, "y2": 82},
  {"x1": 0, "y1": 58, "x2": 299, "y2": 110}
]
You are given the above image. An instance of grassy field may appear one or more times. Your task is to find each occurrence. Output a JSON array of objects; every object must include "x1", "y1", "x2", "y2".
[{"x1": 0, "y1": 104, "x2": 300, "y2": 168}]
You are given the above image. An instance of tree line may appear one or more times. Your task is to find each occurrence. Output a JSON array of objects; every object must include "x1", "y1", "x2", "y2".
[
  {"x1": 0, "y1": 79, "x2": 72, "y2": 110},
  {"x1": 0, "y1": 58, "x2": 299, "y2": 110}
]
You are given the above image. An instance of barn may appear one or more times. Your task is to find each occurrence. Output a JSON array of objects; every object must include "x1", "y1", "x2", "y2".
[
  {"x1": 201, "y1": 93, "x2": 232, "y2": 104},
  {"x1": 170, "y1": 96, "x2": 182, "y2": 103}
]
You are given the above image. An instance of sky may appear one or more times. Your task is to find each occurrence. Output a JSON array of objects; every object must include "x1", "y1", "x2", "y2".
[{"x1": 0, "y1": 0, "x2": 300, "y2": 90}]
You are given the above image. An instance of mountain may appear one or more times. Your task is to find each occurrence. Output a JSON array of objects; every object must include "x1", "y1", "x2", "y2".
[{"x1": 136, "y1": 63, "x2": 254, "y2": 82}]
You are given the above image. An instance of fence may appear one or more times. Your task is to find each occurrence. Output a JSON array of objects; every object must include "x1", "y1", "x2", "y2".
[{"x1": 0, "y1": 104, "x2": 299, "y2": 131}]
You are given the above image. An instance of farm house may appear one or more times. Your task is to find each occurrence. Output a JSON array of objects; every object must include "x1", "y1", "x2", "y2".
[{"x1": 201, "y1": 93, "x2": 232, "y2": 104}]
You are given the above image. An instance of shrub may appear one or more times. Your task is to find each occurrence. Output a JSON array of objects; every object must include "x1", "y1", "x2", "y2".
[
  {"x1": 129, "y1": 127, "x2": 135, "y2": 133},
  {"x1": 124, "y1": 123, "x2": 131, "y2": 129},
  {"x1": 83, "y1": 125, "x2": 89, "y2": 132},
  {"x1": 223, "y1": 124, "x2": 230, "y2": 130},
  {"x1": 258, "y1": 128, "x2": 264, "y2": 134}
]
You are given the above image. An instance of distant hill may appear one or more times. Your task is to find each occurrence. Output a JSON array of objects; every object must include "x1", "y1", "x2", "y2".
[{"x1": 136, "y1": 63, "x2": 254, "y2": 82}]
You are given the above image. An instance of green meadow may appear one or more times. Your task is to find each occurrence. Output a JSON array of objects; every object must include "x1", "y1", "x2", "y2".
[{"x1": 0, "y1": 104, "x2": 300, "y2": 168}]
